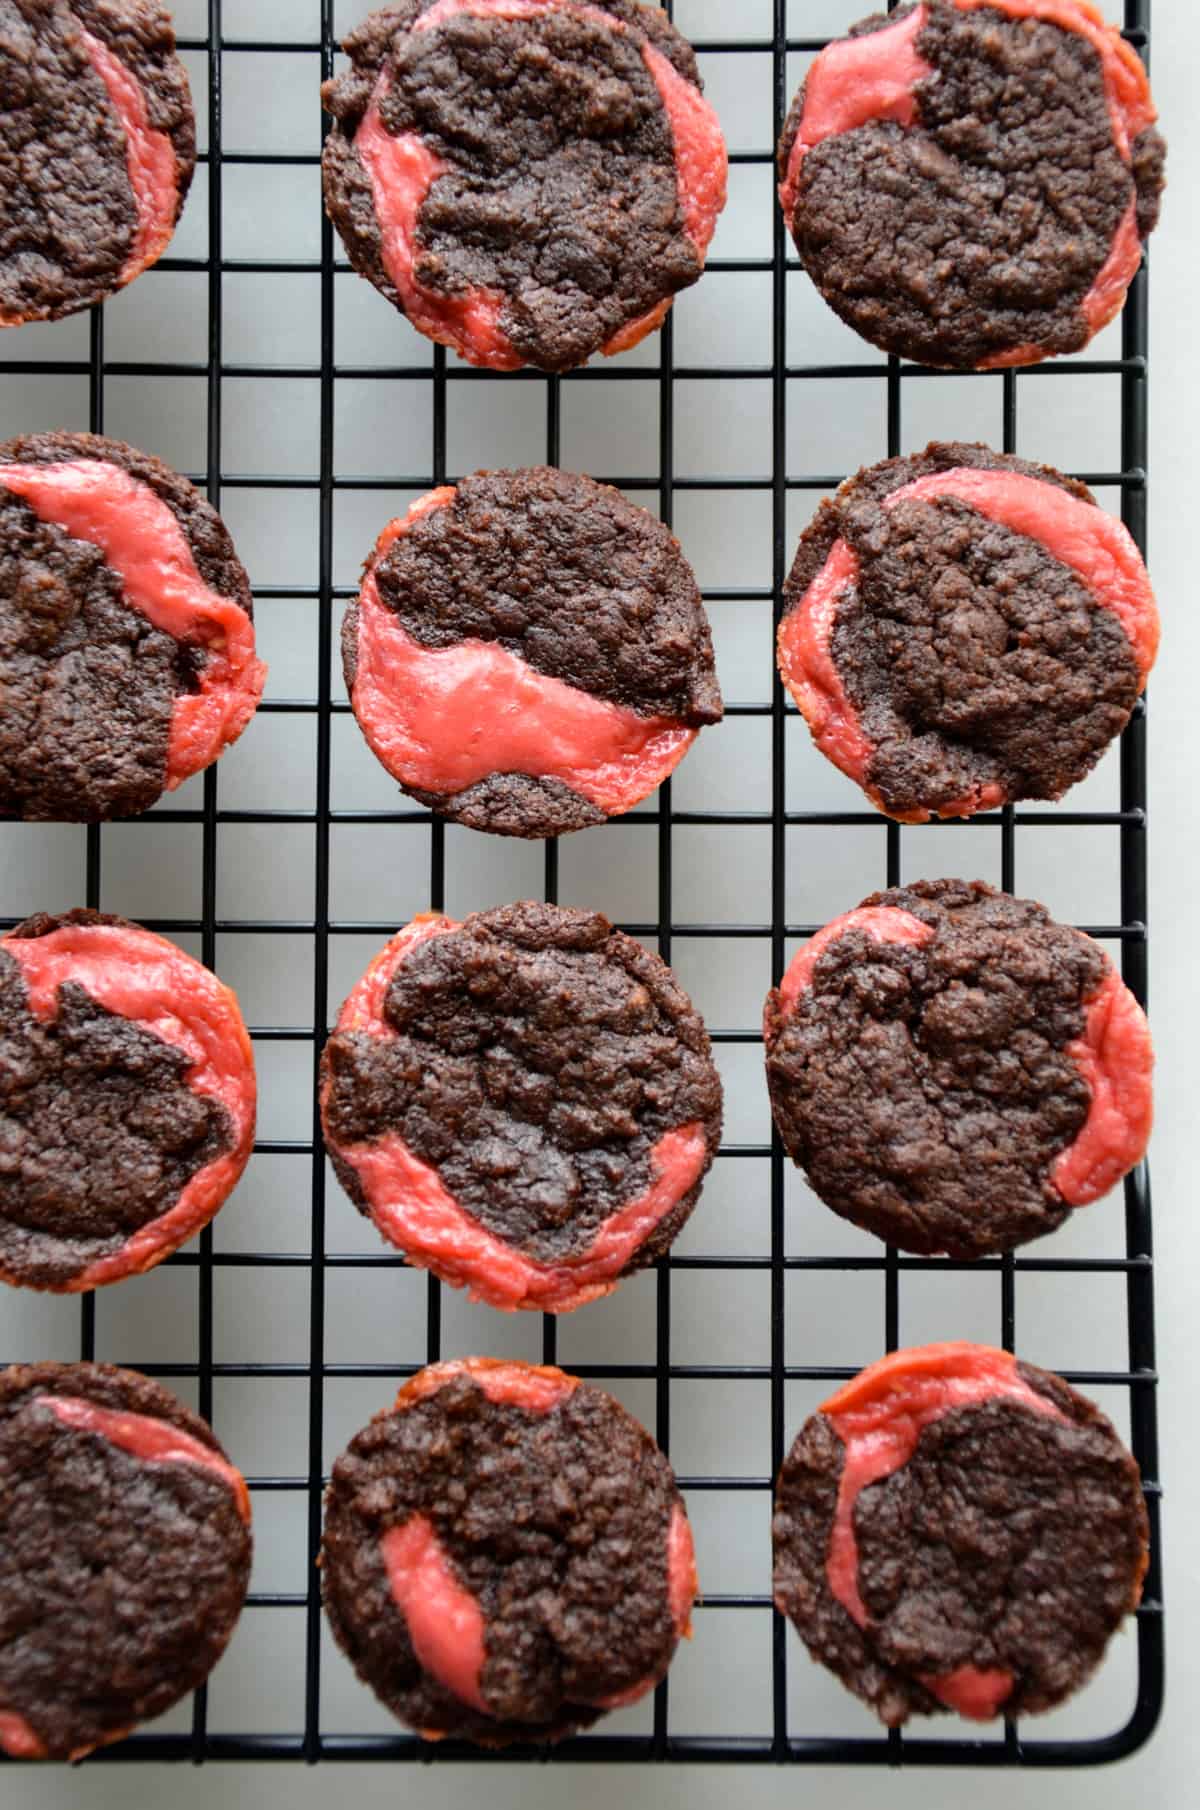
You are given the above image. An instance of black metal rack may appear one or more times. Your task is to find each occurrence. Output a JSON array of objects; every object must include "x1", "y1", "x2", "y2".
[{"x1": 0, "y1": 0, "x2": 1161, "y2": 1769}]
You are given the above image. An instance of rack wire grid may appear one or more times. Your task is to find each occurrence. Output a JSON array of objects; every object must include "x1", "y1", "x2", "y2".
[{"x1": 0, "y1": 0, "x2": 1162, "y2": 1773}]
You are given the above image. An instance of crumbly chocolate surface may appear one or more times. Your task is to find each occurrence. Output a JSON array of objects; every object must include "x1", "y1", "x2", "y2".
[
  {"x1": 764, "y1": 880, "x2": 1107, "y2": 1258},
  {"x1": 322, "y1": 902, "x2": 722, "y2": 1268},
  {"x1": 0, "y1": 1361, "x2": 251, "y2": 1760},
  {"x1": 773, "y1": 1360, "x2": 1148, "y2": 1726},
  {"x1": 779, "y1": 2, "x2": 1166, "y2": 368},
  {"x1": 0, "y1": 910, "x2": 234, "y2": 1289},
  {"x1": 782, "y1": 443, "x2": 1143, "y2": 819},
  {"x1": 0, "y1": 0, "x2": 195, "y2": 323},
  {"x1": 322, "y1": 1370, "x2": 687, "y2": 1741},
  {"x1": 344, "y1": 467, "x2": 723, "y2": 837},
  {"x1": 322, "y1": 0, "x2": 709, "y2": 371},
  {"x1": 0, "y1": 432, "x2": 253, "y2": 821},
  {"x1": 407, "y1": 772, "x2": 609, "y2": 839}
]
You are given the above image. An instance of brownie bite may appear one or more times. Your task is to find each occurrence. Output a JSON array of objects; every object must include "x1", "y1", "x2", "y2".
[
  {"x1": 322, "y1": 1358, "x2": 697, "y2": 1743},
  {"x1": 321, "y1": 903, "x2": 723, "y2": 1310},
  {"x1": 763, "y1": 880, "x2": 1153, "y2": 1258},
  {"x1": 0, "y1": 1362, "x2": 251, "y2": 1761},
  {"x1": 343, "y1": 469, "x2": 722, "y2": 838},
  {"x1": 0, "y1": 432, "x2": 265, "y2": 821},
  {"x1": 322, "y1": 0, "x2": 727, "y2": 370},
  {"x1": 0, "y1": 909, "x2": 257, "y2": 1291},
  {"x1": 774, "y1": 1343, "x2": 1149, "y2": 1726},
  {"x1": 778, "y1": 0, "x2": 1165, "y2": 368},
  {"x1": 778, "y1": 443, "x2": 1159, "y2": 822},
  {"x1": 0, "y1": 1, "x2": 195, "y2": 324}
]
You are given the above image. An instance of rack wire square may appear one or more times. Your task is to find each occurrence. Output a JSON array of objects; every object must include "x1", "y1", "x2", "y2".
[{"x1": 0, "y1": 0, "x2": 1161, "y2": 1770}]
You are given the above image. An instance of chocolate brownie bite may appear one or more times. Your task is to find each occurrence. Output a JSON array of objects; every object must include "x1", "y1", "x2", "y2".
[
  {"x1": 0, "y1": 2, "x2": 195, "y2": 326},
  {"x1": 320, "y1": 903, "x2": 723, "y2": 1311},
  {"x1": 322, "y1": 0, "x2": 727, "y2": 372},
  {"x1": 344, "y1": 469, "x2": 722, "y2": 838},
  {"x1": 0, "y1": 909, "x2": 257, "y2": 1292},
  {"x1": 0, "y1": 432, "x2": 266, "y2": 821},
  {"x1": 763, "y1": 880, "x2": 1153, "y2": 1259},
  {"x1": 322, "y1": 1358, "x2": 697, "y2": 1743},
  {"x1": 779, "y1": 443, "x2": 1159, "y2": 822},
  {"x1": 0, "y1": 1361, "x2": 251, "y2": 1761},
  {"x1": 778, "y1": 1, "x2": 1166, "y2": 369},
  {"x1": 773, "y1": 1343, "x2": 1149, "y2": 1727}
]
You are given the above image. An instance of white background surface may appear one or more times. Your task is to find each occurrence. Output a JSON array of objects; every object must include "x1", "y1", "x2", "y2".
[{"x1": 1, "y1": 1, "x2": 1197, "y2": 1805}]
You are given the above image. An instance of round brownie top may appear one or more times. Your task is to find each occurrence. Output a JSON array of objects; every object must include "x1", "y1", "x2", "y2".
[
  {"x1": 344, "y1": 468, "x2": 723, "y2": 838},
  {"x1": 764, "y1": 880, "x2": 1125, "y2": 1258},
  {"x1": 780, "y1": 442, "x2": 1151, "y2": 821},
  {"x1": 0, "y1": 909, "x2": 252, "y2": 1292},
  {"x1": 0, "y1": 1361, "x2": 251, "y2": 1761},
  {"x1": 0, "y1": 431, "x2": 258, "y2": 821},
  {"x1": 778, "y1": 1, "x2": 1166, "y2": 368},
  {"x1": 321, "y1": 0, "x2": 724, "y2": 371},
  {"x1": 0, "y1": 0, "x2": 195, "y2": 324},
  {"x1": 321, "y1": 1359, "x2": 694, "y2": 1742},
  {"x1": 773, "y1": 1345, "x2": 1148, "y2": 1727},
  {"x1": 322, "y1": 904, "x2": 723, "y2": 1304}
]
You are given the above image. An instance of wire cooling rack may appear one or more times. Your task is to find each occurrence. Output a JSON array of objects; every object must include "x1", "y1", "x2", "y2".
[{"x1": 0, "y1": 0, "x2": 1162, "y2": 1771}]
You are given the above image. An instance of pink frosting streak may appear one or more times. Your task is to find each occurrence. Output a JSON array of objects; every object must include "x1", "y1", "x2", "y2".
[
  {"x1": 37, "y1": 1394, "x2": 251, "y2": 1522},
  {"x1": 776, "y1": 537, "x2": 875, "y2": 794},
  {"x1": 776, "y1": 538, "x2": 1004, "y2": 821},
  {"x1": 820, "y1": 1343, "x2": 1068, "y2": 1720},
  {"x1": 78, "y1": 30, "x2": 179, "y2": 287},
  {"x1": 668, "y1": 1501, "x2": 699, "y2": 1640},
  {"x1": 641, "y1": 40, "x2": 727, "y2": 257},
  {"x1": 779, "y1": 6, "x2": 929, "y2": 227},
  {"x1": 592, "y1": 1502, "x2": 697, "y2": 1709},
  {"x1": 354, "y1": 0, "x2": 726, "y2": 368},
  {"x1": 0, "y1": 1711, "x2": 47, "y2": 1760},
  {"x1": 354, "y1": 94, "x2": 520, "y2": 369},
  {"x1": 0, "y1": 460, "x2": 265, "y2": 789},
  {"x1": 594, "y1": 27, "x2": 730, "y2": 363},
  {"x1": 382, "y1": 1515, "x2": 490, "y2": 1713},
  {"x1": 885, "y1": 467, "x2": 1159, "y2": 679},
  {"x1": 335, "y1": 914, "x2": 457, "y2": 1036},
  {"x1": 1081, "y1": 195, "x2": 1143, "y2": 337},
  {"x1": 385, "y1": 1360, "x2": 695, "y2": 1720},
  {"x1": 397, "y1": 1357, "x2": 580, "y2": 1414},
  {"x1": 354, "y1": 569, "x2": 695, "y2": 812},
  {"x1": 345, "y1": 1121, "x2": 707, "y2": 1313},
  {"x1": 1051, "y1": 963, "x2": 1153, "y2": 1206},
  {"x1": 773, "y1": 906, "x2": 934, "y2": 1023},
  {"x1": 920, "y1": 1666, "x2": 1017, "y2": 1721},
  {"x1": 351, "y1": 491, "x2": 697, "y2": 815},
  {"x1": 2, "y1": 920, "x2": 256, "y2": 1290}
]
